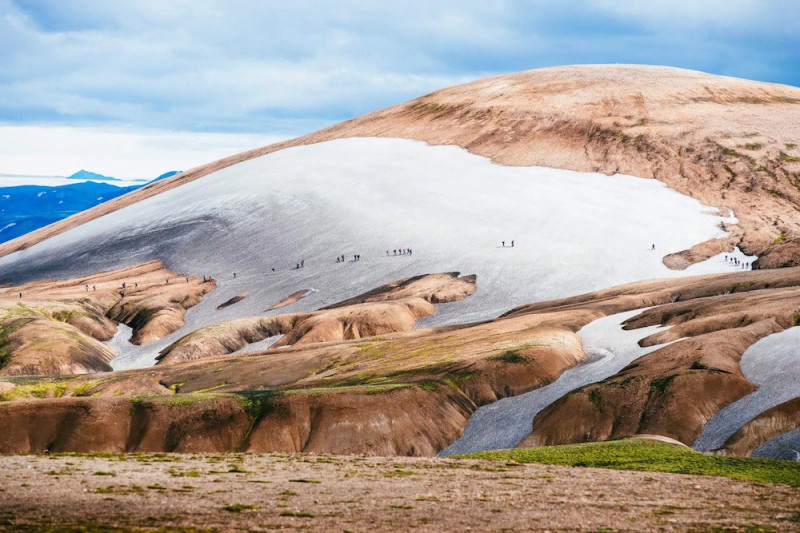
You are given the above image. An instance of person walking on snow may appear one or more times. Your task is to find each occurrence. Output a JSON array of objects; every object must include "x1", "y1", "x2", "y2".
[
  {"x1": 511, "y1": 240, "x2": 515, "y2": 248},
  {"x1": 502, "y1": 241, "x2": 505, "y2": 247},
  {"x1": 651, "y1": 244, "x2": 655, "y2": 250}
]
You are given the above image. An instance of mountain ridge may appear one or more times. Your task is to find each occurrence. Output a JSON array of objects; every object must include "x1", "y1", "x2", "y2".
[{"x1": 1, "y1": 64, "x2": 798, "y2": 267}]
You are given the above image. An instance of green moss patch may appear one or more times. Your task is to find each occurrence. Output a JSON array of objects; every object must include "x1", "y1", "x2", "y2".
[
  {"x1": 460, "y1": 440, "x2": 800, "y2": 487},
  {"x1": 488, "y1": 350, "x2": 527, "y2": 364}
]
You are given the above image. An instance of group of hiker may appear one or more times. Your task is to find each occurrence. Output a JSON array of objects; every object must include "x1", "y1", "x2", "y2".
[
  {"x1": 501, "y1": 240, "x2": 515, "y2": 248},
  {"x1": 386, "y1": 249, "x2": 412, "y2": 256},
  {"x1": 724, "y1": 255, "x2": 754, "y2": 270}
]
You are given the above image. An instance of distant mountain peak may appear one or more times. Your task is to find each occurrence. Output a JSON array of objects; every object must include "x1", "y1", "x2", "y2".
[
  {"x1": 151, "y1": 170, "x2": 181, "y2": 182},
  {"x1": 68, "y1": 169, "x2": 119, "y2": 181}
]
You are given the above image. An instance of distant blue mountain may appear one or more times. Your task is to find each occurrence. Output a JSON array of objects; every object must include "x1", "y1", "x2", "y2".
[
  {"x1": 68, "y1": 169, "x2": 120, "y2": 181},
  {"x1": 0, "y1": 169, "x2": 181, "y2": 244},
  {"x1": 150, "y1": 170, "x2": 180, "y2": 182}
]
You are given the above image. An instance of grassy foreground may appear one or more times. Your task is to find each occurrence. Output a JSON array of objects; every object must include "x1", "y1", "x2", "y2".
[{"x1": 460, "y1": 440, "x2": 800, "y2": 487}]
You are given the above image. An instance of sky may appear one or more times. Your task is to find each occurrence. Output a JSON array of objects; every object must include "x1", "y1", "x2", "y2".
[{"x1": 1, "y1": 0, "x2": 799, "y2": 178}]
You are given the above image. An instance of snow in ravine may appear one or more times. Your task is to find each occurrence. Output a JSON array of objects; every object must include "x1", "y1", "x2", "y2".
[
  {"x1": 440, "y1": 309, "x2": 675, "y2": 455},
  {"x1": 694, "y1": 326, "x2": 800, "y2": 459},
  {"x1": 0, "y1": 137, "x2": 745, "y2": 372}
]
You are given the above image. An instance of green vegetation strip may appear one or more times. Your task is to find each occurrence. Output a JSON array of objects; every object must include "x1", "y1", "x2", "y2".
[{"x1": 460, "y1": 440, "x2": 800, "y2": 487}]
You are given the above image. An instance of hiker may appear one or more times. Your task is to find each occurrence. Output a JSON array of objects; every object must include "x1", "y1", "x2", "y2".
[
  {"x1": 502, "y1": 241, "x2": 505, "y2": 247},
  {"x1": 301, "y1": 259, "x2": 305, "y2": 268},
  {"x1": 93, "y1": 285, "x2": 96, "y2": 291},
  {"x1": 296, "y1": 263, "x2": 300, "y2": 270},
  {"x1": 186, "y1": 276, "x2": 189, "y2": 283},
  {"x1": 135, "y1": 282, "x2": 138, "y2": 288},
  {"x1": 85, "y1": 284, "x2": 89, "y2": 292},
  {"x1": 511, "y1": 241, "x2": 515, "y2": 248},
  {"x1": 122, "y1": 282, "x2": 126, "y2": 289},
  {"x1": 233, "y1": 272, "x2": 236, "y2": 279},
  {"x1": 651, "y1": 244, "x2": 655, "y2": 250},
  {"x1": 409, "y1": 249, "x2": 412, "y2": 255},
  {"x1": 393, "y1": 249, "x2": 397, "y2": 255},
  {"x1": 271, "y1": 268, "x2": 275, "y2": 272},
  {"x1": 725, "y1": 255, "x2": 728, "y2": 262},
  {"x1": 386, "y1": 250, "x2": 389, "y2": 256},
  {"x1": 19, "y1": 292, "x2": 22, "y2": 299}
]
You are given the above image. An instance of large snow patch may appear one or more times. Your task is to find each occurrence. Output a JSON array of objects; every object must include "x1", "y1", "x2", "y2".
[{"x1": 0, "y1": 138, "x2": 739, "y2": 368}]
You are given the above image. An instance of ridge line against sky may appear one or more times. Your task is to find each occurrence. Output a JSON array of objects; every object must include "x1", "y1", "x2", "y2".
[{"x1": 1, "y1": 0, "x2": 799, "y2": 178}]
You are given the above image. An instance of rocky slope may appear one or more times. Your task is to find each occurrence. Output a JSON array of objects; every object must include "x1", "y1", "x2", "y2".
[{"x1": 2, "y1": 65, "x2": 798, "y2": 267}]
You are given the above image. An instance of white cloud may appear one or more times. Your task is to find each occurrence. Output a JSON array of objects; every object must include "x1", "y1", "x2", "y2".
[
  {"x1": 0, "y1": 124, "x2": 287, "y2": 179},
  {"x1": 0, "y1": 0, "x2": 797, "y2": 141}
]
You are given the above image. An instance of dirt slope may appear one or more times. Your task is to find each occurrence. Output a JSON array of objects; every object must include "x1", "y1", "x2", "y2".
[{"x1": 2, "y1": 65, "x2": 798, "y2": 267}]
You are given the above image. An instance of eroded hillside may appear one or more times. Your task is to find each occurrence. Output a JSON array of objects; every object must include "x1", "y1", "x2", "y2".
[
  {"x1": 1, "y1": 264, "x2": 798, "y2": 457},
  {"x1": 0, "y1": 261, "x2": 213, "y2": 375}
]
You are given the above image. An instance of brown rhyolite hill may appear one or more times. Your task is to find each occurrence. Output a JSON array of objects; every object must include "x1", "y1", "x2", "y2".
[
  {"x1": 2, "y1": 265, "x2": 799, "y2": 455},
  {"x1": 1, "y1": 65, "x2": 799, "y2": 267},
  {"x1": 722, "y1": 397, "x2": 800, "y2": 457},
  {"x1": 158, "y1": 272, "x2": 476, "y2": 364},
  {"x1": 0, "y1": 261, "x2": 214, "y2": 375}
]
